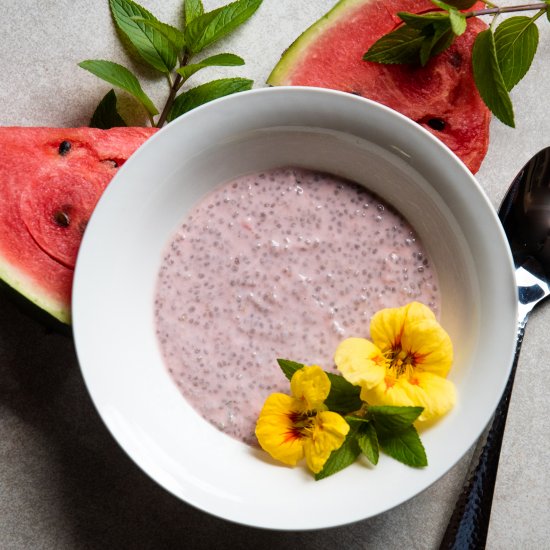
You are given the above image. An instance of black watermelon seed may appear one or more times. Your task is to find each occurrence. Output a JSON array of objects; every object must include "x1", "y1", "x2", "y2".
[
  {"x1": 53, "y1": 210, "x2": 70, "y2": 227},
  {"x1": 427, "y1": 118, "x2": 446, "y2": 131},
  {"x1": 58, "y1": 141, "x2": 71, "y2": 155},
  {"x1": 450, "y1": 51, "x2": 462, "y2": 68}
]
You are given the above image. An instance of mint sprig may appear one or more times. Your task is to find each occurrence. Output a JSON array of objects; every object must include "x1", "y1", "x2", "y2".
[
  {"x1": 79, "y1": 0, "x2": 261, "y2": 127},
  {"x1": 363, "y1": 1, "x2": 548, "y2": 127}
]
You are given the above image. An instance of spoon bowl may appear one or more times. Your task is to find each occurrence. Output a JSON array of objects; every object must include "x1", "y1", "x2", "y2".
[{"x1": 501, "y1": 147, "x2": 550, "y2": 275}]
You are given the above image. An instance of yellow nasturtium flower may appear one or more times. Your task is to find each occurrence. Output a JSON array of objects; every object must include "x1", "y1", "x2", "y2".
[
  {"x1": 255, "y1": 365, "x2": 350, "y2": 473},
  {"x1": 335, "y1": 302, "x2": 455, "y2": 422}
]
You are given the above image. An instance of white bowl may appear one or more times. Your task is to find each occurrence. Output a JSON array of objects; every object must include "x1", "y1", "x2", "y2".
[{"x1": 72, "y1": 87, "x2": 517, "y2": 530}]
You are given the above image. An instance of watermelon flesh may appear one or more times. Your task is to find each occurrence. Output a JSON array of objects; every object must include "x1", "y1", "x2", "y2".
[
  {"x1": 268, "y1": 0, "x2": 490, "y2": 173},
  {"x1": 0, "y1": 127, "x2": 157, "y2": 324}
]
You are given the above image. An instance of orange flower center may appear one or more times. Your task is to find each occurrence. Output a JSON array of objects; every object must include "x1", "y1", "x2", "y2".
[
  {"x1": 286, "y1": 410, "x2": 316, "y2": 441},
  {"x1": 386, "y1": 346, "x2": 416, "y2": 377}
]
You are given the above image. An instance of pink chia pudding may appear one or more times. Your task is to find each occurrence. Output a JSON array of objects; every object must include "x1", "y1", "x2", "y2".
[{"x1": 154, "y1": 167, "x2": 440, "y2": 445}]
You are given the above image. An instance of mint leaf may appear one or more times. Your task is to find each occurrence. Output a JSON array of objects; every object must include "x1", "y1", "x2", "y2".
[
  {"x1": 430, "y1": 26, "x2": 455, "y2": 56},
  {"x1": 315, "y1": 425, "x2": 360, "y2": 480},
  {"x1": 398, "y1": 11, "x2": 450, "y2": 29},
  {"x1": 190, "y1": 52, "x2": 245, "y2": 66},
  {"x1": 357, "y1": 422, "x2": 379, "y2": 465},
  {"x1": 168, "y1": 78, "x2": 253, "y2": 121},
  {"x1": 394, "y1": 12, "x2": 456, "y2": 66},
  {"x1": 324, "y1": 372, "x2": 362, "y2": 414},
  {"x1": 184, "y1": 0, "x2": 204, "y2": 26},
  {"x1": 363, "y1": 25, "x2": 425, "y2": 64},
  {"x1": 428, "y1": 1, "x2": 466, "y2": 35},
  {"x1": 368, "y1": 405, "x2": 423, "y2": 435},
  {"x1": 90, "y1": 89, "x2": 127, "y2": 129},
  {"x1": 109, "y1": 0, "x2": 178, "y2": 73},
  {"x1": 131, "y1": 16, "x2": 186, "y2": 51},
  {"x1": 78, "y1": 60, "x2": 158, "y2": 116},
  {"x1": 494, "y1": 16, "x2": 539, "y2": 92},
  {"x1": 378, "y1": 425, "x2": 428, "y2": 467},
  {"x1": 419, "y1": 25, "x2": 454, "y2": 66},
  {"x1": 184, "y1": 0, "x2": 262, "y2": 54},
  {"x1": 472, "y1": 29, "x2": 515, "y2": 127},
  {"x1": 176, "y1": 53, "x2": 245, "y2": 82},
  {"x1": 448, "y1": 9, "x2": 466, "y2": 36},
  {"x1": 277, "y1": 358, "x2": 305, "y2": 381}
]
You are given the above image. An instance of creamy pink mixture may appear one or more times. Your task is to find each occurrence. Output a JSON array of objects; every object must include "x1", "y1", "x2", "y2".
[{"x1": 154, "y1": 167, "x2": 440, "y2": 445}]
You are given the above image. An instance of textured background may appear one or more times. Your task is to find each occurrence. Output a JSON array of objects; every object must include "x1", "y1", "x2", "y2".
[{"x1": 1, "y1": 1, "x2": 550, "y2": 548}]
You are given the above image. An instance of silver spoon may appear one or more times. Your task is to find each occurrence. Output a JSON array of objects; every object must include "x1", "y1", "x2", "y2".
[{"x1": 440, "y1": 148, "x2": 550, "y2": 549}]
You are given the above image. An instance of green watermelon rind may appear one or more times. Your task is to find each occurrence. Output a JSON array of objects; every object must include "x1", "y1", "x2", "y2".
[
  {"x1": 267, "y1": 0, "x2": 367, "y2": 85},
  {"x1": 0, "y1": 251, "x2": 69, "y2": 324}
]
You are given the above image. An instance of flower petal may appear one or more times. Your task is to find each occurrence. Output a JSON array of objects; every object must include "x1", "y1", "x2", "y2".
[
  {"x1": 370, "y1": 301, "x2": 435, "y2": 352},
  {"x1": 404, "y1": 301, "x2": 436, "y2": 323},
  {"x1": 303, "y1": 411, "x2": 350, "y2": 474},
  {"x1": 361, "y1": 373, "x2": 456, "y2": 422},
  {"x1": 401, "y1": 318, "x2": 453, "y2": 377},
  {"x1": 255, "y1": 393, "x2": 304, "y2": 466},
  {"x1": 370, "y1": 305, "x2": 408, "y2": 351},
  {"x1": 409, "y1": 372, "x2": 456, "y2": 421},
  {"x1": 290, "y1": 365, "x2": 330, "y2": 410},
  {"x1": 334, "y1": 338, "x2": 386, "y2": 389},
  {"x1": 360, "y1": 376, "x2": 417, "y2": 409}
]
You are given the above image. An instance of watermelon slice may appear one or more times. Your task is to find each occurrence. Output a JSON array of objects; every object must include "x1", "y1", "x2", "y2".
[
  {"x1": 0, "y1": 127, "x2": 157, "y2": 324},
  {"x1": 268, "y1": 0, "x2": 490, "y2": 173}
]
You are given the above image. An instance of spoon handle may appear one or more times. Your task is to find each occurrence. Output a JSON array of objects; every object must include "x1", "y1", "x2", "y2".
[{"x1": 439, "y1": 324, "x2": 525, "y2": 550}]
